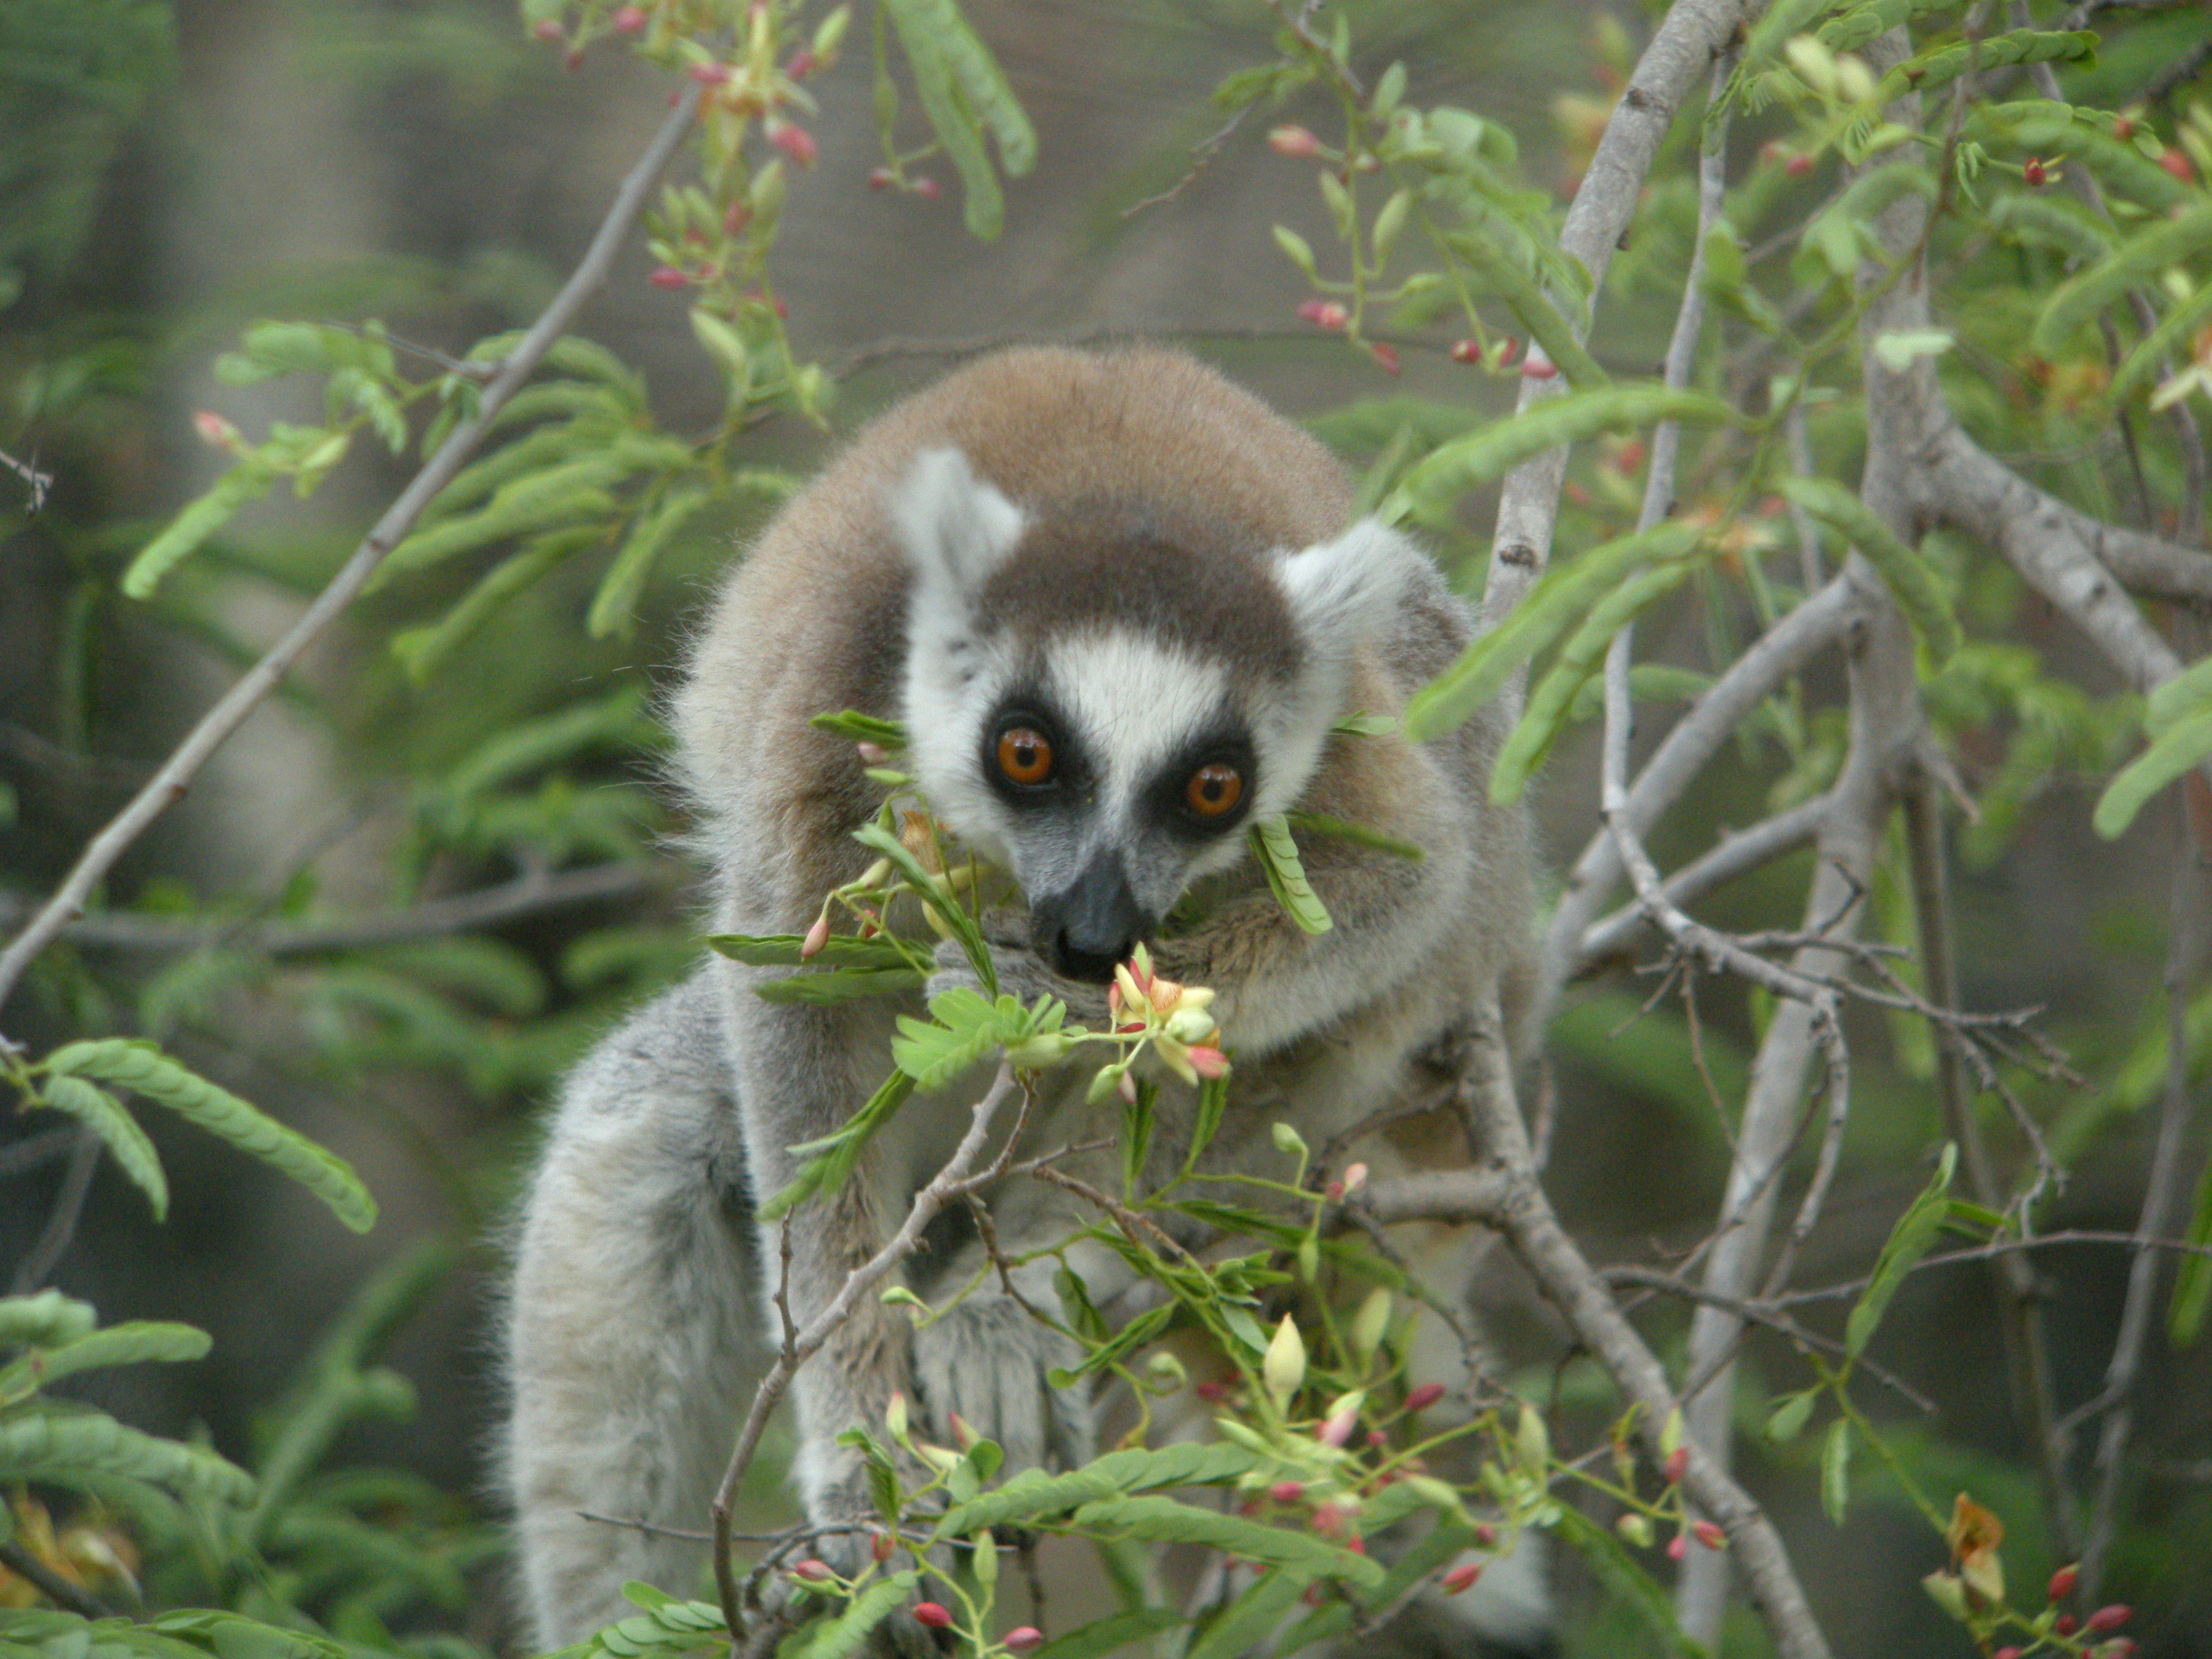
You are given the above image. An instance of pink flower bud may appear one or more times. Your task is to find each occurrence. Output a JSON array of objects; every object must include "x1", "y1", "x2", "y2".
[
  {"x1": 1365, "y1": 1428, "x2": 1387, "y2": 1447},
  {"x1": 1404, "y1": 1383, "x2": 1446, "y2": 1413},
  {"x1": 1194, "y1": 1380, "x2": 1225, "y2": 1401},
  {"x1": 1185, "y1": 1045, "x2": 1229, "y2": 1079},
  {"x1": 1663, "y1": 1446, "x2": 1688, "y2": 1485},
  {"x1": 856, "y1": 740, "x2": 889, "y2": 765},
  {"x1": 562, "y1": 46, "x2": 584, "y2": 70},
  {"x1": 871, "y1": 1529, "x2": 894, "y2": 1563},
  {"x1": 531, "y1": 19, "x2": 563, "y2": 42},
  {"x1": 648, "y1": 267, "x2": 690, "y2": 289},
  {"x1": 1692, "y1": 1520, "x2": 1724, "y2": 1551},
  {"x1": 1324, "y1": 1180, "x2": 1345, "y2": 1201},
  {"x1": 2086, "y1": 1607, "x2": 2132, "y2": 1634},
  {"x1": 1267, "y1": 124, "x2": 1322, "y2": 158},
  {"x1": 687, "y1": 61, "x2": 731, "y2": 84},
  {"x1": 790, "y1": 1558, "x2": 833, "y2": 1582},
  {"x1": 947, "y1": 1411, "x2": 974, "y2": 1449},
  {"x1": 1345, "y1": 1533, "x2": 1365, "y2": 1555},
  {"x1": 1369, "y1": 342, "x2": 1400, "y2": 375},
  {"x1": 1319, "y1": 1408, "x2": 1358, "y2": 1448},
  {"x1": 1270, "y1": 1480, "x2": 1305, "y2": 1503},
  {"x1": 192, "y1": 410, "x2": 240, "y2": 449},
  {"x1": 1785, "y1": 151, "x2": 1815, "y2": 177},
  {"x1": 1520, "y1": 345, "x2": 1557, "y2": 379},
  {"x1": 912, "y1": 176, "x2": 942, "y2": 200},
  {"x1": 611, "y1": 6, "x2": 648, "y2": 33},
  {"x1": 768, "y1": 121, "x2": 818, "y2": 168},
  {"x1": 723, "y1": 199, "x2": 753, "y2": 234},
  {"x1": 2048, "y1": 1565, "x2": 2078, "y2": 1600},
  {"x1": 868, "y1": 167, "x2": 894, "y2": 191},
  {"x1": 786, "y1": 49, "x2": 818, "y2": 79},
  {"x1": 2022, "y1": 157, "x2": 2048, "y2": 186},
  {"x1": 1311, "y1": 1501, "x2": 1347, "y2": 1538},
  {"x1": 1666, "y1": 1533, "x2": 1687, "y2": 1562},
  {"x1": 2159, "y1": 148, "x2": 2194, "y2": 183},
  {"x1": 1294, "y1": 299, "x2": 1349, "y2": 331},
  {"x1": 1441, "y1": 1561, "x2": 1482, "y2": 1594},
  {"x1": 1450, "y1": 338, "x2": 1481, "y2": 364},
  {"x1": 800, "y1": 915, "x2": 831, "y2": 959},
  {"x1": 2056, "y1": 1614, "x2": 2078, "y2": 1635},
  {"x1": 1343, "y1": 1162, "x2": 1368, "y2": 1193},
  {"x1": 1992, "y1": 1649, "x2": 2022, "y2": 1659},
  {"x1": 911, "y1": 1603, "x2": 952, "y2": 1629},
  {"x1": 2099, "y1": 1640, "x2": 2138, "y2": 1659},
  {"x1": 1473, "y1": 1522, "x2": 1496, "y2": 1547},
  {"x1": 1003, "y1": 1630, "x2": 1044, "y2": 1655}
]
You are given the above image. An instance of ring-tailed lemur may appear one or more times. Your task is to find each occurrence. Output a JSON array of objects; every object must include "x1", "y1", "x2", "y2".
[{"x1": 502, "y1": 346, "x2": 1546, "y2": 1655}]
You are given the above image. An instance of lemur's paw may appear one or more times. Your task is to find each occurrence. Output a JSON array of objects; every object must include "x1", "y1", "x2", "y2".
[{"x1": 910, "y1": 1295, "x2": 1093, "y2": 1477}]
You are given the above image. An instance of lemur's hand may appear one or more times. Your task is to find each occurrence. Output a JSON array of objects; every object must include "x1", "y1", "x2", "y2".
[
  {"x1": 923, "y1": 920, "x2": 1113, "y2": 1027},
  {"x1": 910, "y1": 1294, "x2": 1094, "y2": 1479}
]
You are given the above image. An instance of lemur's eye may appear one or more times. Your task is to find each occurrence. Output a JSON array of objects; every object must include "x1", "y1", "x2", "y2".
[
  {"x1": 996, "y1": 727, "x2": 1055, "y2": 786},
  {"x1": 1185, "y1": 763, "x2": 1243, "y2": 818}
]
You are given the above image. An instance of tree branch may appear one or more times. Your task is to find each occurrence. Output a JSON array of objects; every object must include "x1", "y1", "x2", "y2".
[{"x1": 0, "y1": 90, "x2": 703, "y2": 1015}]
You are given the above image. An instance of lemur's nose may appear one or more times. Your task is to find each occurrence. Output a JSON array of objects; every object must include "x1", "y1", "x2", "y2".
[{"x1": 1032, "y1": 855, "x2": 1148, "y2": 984}]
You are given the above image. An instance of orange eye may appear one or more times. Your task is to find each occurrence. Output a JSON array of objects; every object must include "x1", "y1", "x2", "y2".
[
  {"x1": 1186, "y1": 763, "x2": 1243, "y2": 818},
  {"x1": 996, "y1": 727, "x2": 1055, "y2": 786}
]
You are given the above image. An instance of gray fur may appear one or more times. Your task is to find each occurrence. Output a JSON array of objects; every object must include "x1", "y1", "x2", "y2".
[{"x1": 503, "y1": 347, "x2": 1543, "y2": 1656}]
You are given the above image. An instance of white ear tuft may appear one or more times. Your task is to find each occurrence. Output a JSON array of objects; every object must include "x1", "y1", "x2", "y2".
[
  {"x1": 1274, "y1": 518, "x2": 1425, "y2": 668},
  {"x1": 888, "y1": 447, "x2": 1026, "y2": 597}
]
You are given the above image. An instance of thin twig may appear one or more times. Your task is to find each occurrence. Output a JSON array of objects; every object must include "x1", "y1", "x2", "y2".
[{"x1": 0, "y1": 88, "x2": 703, "y2": 1015}]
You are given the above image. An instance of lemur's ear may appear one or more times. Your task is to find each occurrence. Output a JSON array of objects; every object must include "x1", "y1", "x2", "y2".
[
  {"x1": 889, "y1": 447, "x2": 1026, "y2": 601},
  {"x1": 1274, "y1": 518, "x2": 1426, "y2": 669}
]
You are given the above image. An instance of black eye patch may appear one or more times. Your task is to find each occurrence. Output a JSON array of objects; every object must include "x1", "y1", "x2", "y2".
[
  {"x1": 979, "y1": 692, "x2": 1092, "y2": 808},
  {"x1": 1141, "y1": 728, "x2": 1258, "y2": 839}
]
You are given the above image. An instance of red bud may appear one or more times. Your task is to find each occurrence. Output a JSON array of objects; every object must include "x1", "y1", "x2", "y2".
[
  {"x1": 1441, "y1": 1561, "x2": 1482, "y2": 1594},
  {"x1": 648, "y1": 267, "x2": 690, "y2": 289},
  {"x1": 2086, "y1": 1606, "x2": 2132, "y2": 1634},
  {"x1": 768, "y1": 121, "x2": 818, "y2": 168},
  {"x1": 912, "y1": 176, "x2": 942, "y2": 200},
  {"x1": 800, "y1": 915, "x2": 831, "y2": 959},
  {"x1": 1003, "y1": 1630, "x2": 1043, "y2": 1655},
  {"x1": 1324, "y1": 1180, "x2": 1345, "y2": 1201},
  {"x1": 2112, "y1": 116, "x2": 2135, "y2": 139},
  {"x1": 1270, "y1": 1480, "x2": 1305, "y2": 1503},
  {"x1": 912, "y1": 1603, "x2": 952, "y2": 1629},
  {"x1": 1294, "y1": 299, "x2": 1349, "y2": 331},
  {"x1": 1319, "y1": 1408, "x2": 1358, "y2": 1448},
  {"x1": 868, "y1": 167, "x2": 894, "y2": 190},
  {"x1": 2100, "y1": 1640, "x2": 2138, "y2": 1659},
  {"x1": 1692, "y1": 1520, "x2": 1725, "y2": 1551},
  {"x1": 1366, "y1": 1428, "x2": 1387, "y2": 1447},
  {"x1": 1405, "y1": 1383, "x2": 1446, "y2": 1412},
  {"x1": 870, "y1": 1530, "x2": 894, "y2": 1563},
  {"x1": 1185, "y1": 1045, "x2": 1229, "y2": 1079},
  {"x1": 1785, "y1": 152, "x2": 1815, "y2": 176},
  {"x1": 786, "y1": 49, "x2": 818, "y2": 79},
  {"x1": 1311, "y1": 1501, "x2": 1346, "y2": 1538},
  {"x1": 1195, "y1": 1380, "x2": 1225, "y2": 1401},
  {"x1": 1474, "y1": 1522, "x2": 1496, "y2": 1547},
  {"x1": 2056, "y1": 1615, "x2": 2077, "y2": 1636},
  {"x1": 1268, "y1": 125, "x2": 1323, "y2": 158},
  {"x1": 2048, "y1": 1564, "x2": 2079, "y2": 1601},
  {"x1": 791, "y1": 1559, "x2": 833, "y2": 1582},
  {"x1": 1667, "y1": 1533, "x2": 1688, "y2": 1562},
  {"x1": 1345, "y1": 1533, "x2": 1365, "y2": 1554},
  {"x1": 1450, "y1": 338, "x2": 1481, "y2": 364},
  {"x1": 723, "y1": 200, "x2": 753, "y2": 234},
  {"x1": 2023, "y1": 157, "x2": 2048, "y2": 187},
  {"x1": 612, "y1": 6, "x2": 648, "y2": 33},
  {"x1": 687, "y1": 61, "x2": 731, "y2": 85},
  {"x1": 1520, "y1": 346, "x2": 1558, "y2": 379},
  {"x1": 562, "y1": 46, "x2": 584, "y2": 71},
  {"x1": 2160, "y1": 148, "x2": 2195, "y2": 183},
  {"x1": 1992, "y1": 1649, "x2": 2022, "y2": 1659},
  {"x1": 531, "y1": 19, "x2": 563, "y2": 41},
  {"x1": 1369, "y1": 341, "x2": 1401, "y2": 375},
  {"x1": 1663, "y1": 1446, "x2": 1689, "y2": 1485}
]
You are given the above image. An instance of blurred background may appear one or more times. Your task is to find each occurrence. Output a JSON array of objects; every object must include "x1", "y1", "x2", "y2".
[{"x1": 3, "y1": 1, "x2": 2209, "y2": 1653}]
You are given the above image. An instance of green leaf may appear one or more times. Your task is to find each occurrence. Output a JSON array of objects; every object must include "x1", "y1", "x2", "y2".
[
  {"x1": 2110, "y1": 280, "x2": 2212, "y2": 408},
  {"x1": 786, "y1": 1571, "x2": 919, "y2": 1659},
  {"x1": 753, "y1": 967, "x2": 928, "y2": 1004},
  {"x1": 1845, "y1": 1143, "x2": 1957, "y2": 1358},
  {"x1": 1188, "y1": 1072, "x2": 1229, "y2": 1167},
  {"x1": 2033, "y1": 201, "x2": 2212, "y2": 361},
  {"x1": 1765, "y1": 1387, "x2": 1818, "y2": 1443},
  {"x1": 0, "y1": 1321, "x2": 208, "y2": 1404},
  {"x1": 589, "y1": 486, "x2": 712, "y2": 639},
  {"x1": 1330, "y1": 711, "x2": 1398, "y2": 737},
  {"x1": 880, "y1": 0, "x2": 1035, "y2": 239},
  {"x1": 758, "y1": 1072, "x2": 917, "y2": 1220},
  {"x1": 36, "y1": 1074, "x2": 166, "y2": 1220},
  {"x1": 1877, "y1": 29, "x2": 2095, "y2": 108},
  {"x1": 1067, "y1": 1494, "x2": 1383, "y2": 1586},
  {"x1": 1491, "y1": 560, "x2": 1694, "y2": 805},
  {"x1": 1186, "y1": 1568, "x2": 1312, "y2": 1659},
  {"x1": 933, "y1": 1441, "x2": 1262, "y2": 1537},
  {"x1": 1820, "y1": 1417, "x2": 1852, "y2": 1523},
  {"x1": 1551, "y1": 1506, "x2": 1708, "y2": 1658},
  {"x1": 1248, "y1": 817, "x2": 1331, "y2": 934},
  {"x1": 1438, "y1": 229, "x2": 1607, "y2": 390},
  {"x1": 708, "y1": 933, "x2": 916, "y2": 970},
  {"x1": 392, "y1": 528, "x2": 592, "y2": 681},
  {"x1": 1403, "y1": 520, "x2": 1704, "y2": 740},
  {"x1": 44, "y1": 1040, "x2": 377, "y2": 1233},
  {"x1": 891, "y1": 987, "x2": 1009, "y2": 1089},
  {"x1": 122, "y1": 463, "x2": 277, "y2": 599},
  {"x1": 0, "y1": 1292, "x2": 98, "y2": 1351},
  {"x1": 2094, "y1": 708, "x2": 2212, "y2": 839},
  {"x1": 0, "y1": 1408, "x2": 254, "y2": 1504},
  {"x1": 852, "y1": 820, "x2": 995, "y2": 990},
  {"x1": 1029, "y1": 1608, "x2": 1182, "y2": 1659},
  {"x1": 1778, "y1": 477, "x2": 1960, "y2": 662},
  {"x1": 1283, "y1": 811, "x2": 1423, "y2": 861},
  {"x1": 2166, "y1": 1143, "x2": 2212, "y2": 1347},
  {"x1": 808, "y1": 709, "x2": 910, "y2": 749}
]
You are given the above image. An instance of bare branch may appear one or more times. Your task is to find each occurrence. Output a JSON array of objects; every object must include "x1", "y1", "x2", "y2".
[
  {"x1": 0, "y1": 862, "x2": 668, "y2": 957},
  {"x1": 0, "y1": 90, "x2": 703, "y2": 1015}
]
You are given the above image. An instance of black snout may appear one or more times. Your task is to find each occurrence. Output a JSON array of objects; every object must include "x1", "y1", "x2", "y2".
[{"x1": 1031, "y1": 856, "x2": 1151, "y2": 984}]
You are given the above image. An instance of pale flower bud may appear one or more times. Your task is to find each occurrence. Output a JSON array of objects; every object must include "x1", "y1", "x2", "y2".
[{"x1": 1264, "y1": 1313, "x2": 1306, "y2": 1406}]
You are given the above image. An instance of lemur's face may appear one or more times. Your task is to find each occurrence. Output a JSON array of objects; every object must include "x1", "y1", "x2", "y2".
[{"x1": 889, "y1": 448, "x2": 1413, "y2": 983}]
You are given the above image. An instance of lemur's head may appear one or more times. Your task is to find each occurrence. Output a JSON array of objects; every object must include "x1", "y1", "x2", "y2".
[{"x1": 889, "y1": 446, "x2": 1425, "y2": 983}]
